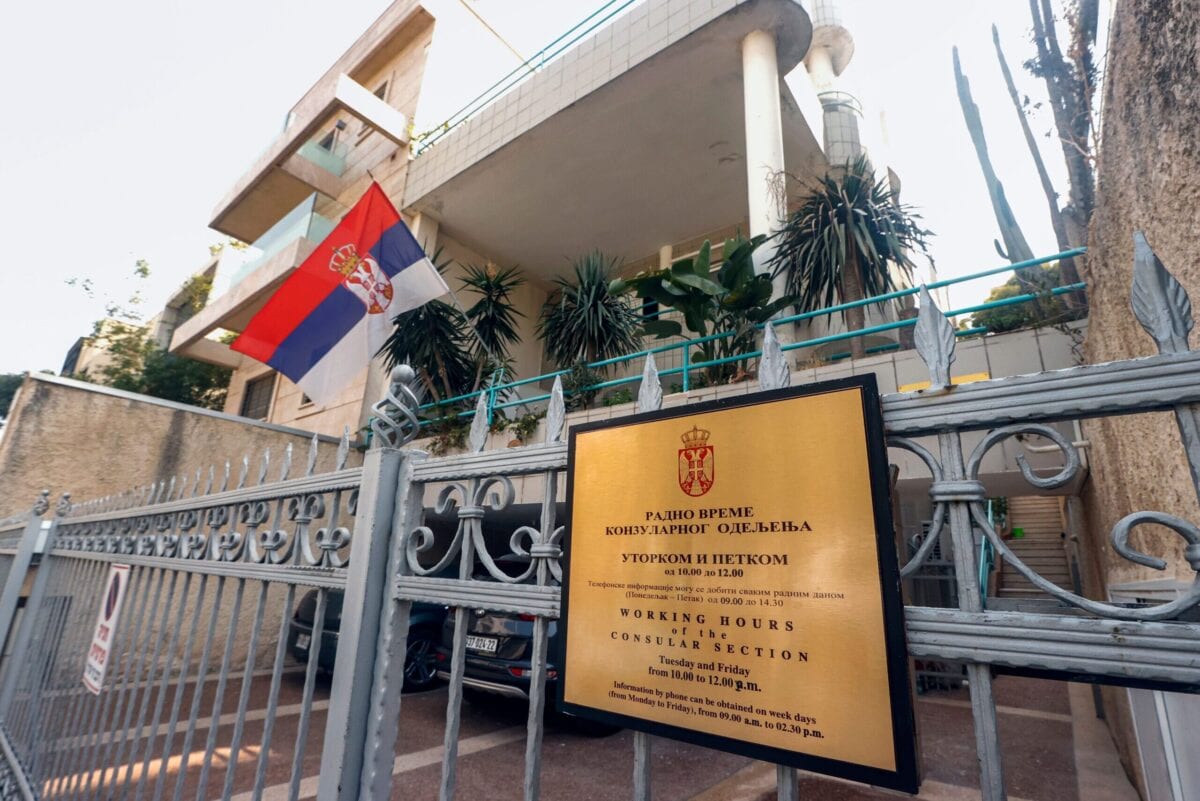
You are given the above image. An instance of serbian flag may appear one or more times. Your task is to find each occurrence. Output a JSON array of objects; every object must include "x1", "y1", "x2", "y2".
[{"x1": 231, "y1": 183, "x2": 447, "y2": 405}]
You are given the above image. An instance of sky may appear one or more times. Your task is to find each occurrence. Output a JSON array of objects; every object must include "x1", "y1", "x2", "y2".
[{"x1": 0, "y1": 0, "x2": 1100, "y2": 375}]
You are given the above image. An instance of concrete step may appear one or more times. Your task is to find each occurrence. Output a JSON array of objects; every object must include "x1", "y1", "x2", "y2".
[
  {"x1": 1000, "y1": 560, "x2": 1069, "y2": 573},
  {"x1": 1009, "y1": 497, "x2": 1061, "y2": 508},
  {"x1": 995, "y1": 587, "x2": 1050, "y2": 598},
  {"x1": 1001, "y1": 557, "x2": 1069, "y2": 568}
]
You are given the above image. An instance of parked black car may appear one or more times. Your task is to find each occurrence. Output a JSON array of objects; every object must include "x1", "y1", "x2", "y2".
[
  {"x1": 287, "y1": 589, "x2": 448, "y2": 692},
  {"x1": 431, "y1": 554, "x2": 558, "y2": 699},
  {"x1": 434, "y1": 607, "x2": 559, "y2": 700},
  {"x1": 434, "y1": 601, "x2": 619, "y2": 735}
]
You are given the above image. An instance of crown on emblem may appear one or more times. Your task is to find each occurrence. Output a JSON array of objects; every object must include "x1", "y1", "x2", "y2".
[
  {"x1": 680, "y1": 426, "x2": 710, "y2": 446},
  {"x1": 329, "y1": 244, "x2": 363, "y2": 277}
]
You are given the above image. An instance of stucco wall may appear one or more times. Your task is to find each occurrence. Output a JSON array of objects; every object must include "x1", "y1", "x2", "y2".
[
  {"x1": 1076, "y1": 1, "x2": 1200, "y2": 794},
  {"x1": 0, "y1": 375, "x2": 362, "y2": 519},
  {"x1": 1081, "y1": 0, "x2": 1200, "y2": 588}
]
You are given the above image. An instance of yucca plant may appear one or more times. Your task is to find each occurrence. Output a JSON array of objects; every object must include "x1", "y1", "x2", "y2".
[
  {"x1": 379, "y1": 255, "x2": 528, "y2": 413},
  {"x1": 460, "y1": 263, "x2": 525, "y2": 389},
  {"x1": 460, "y1": 263, "x2": 525, "y2": 362},
  {"x1": 769, "y1": 156, "x2": 932, "y2": 358},
  {"x1": 537, "y1": 251, "x2": 641, "y2": 368},
  {"x1": 378, "y1": 250, "x2": 473, "y2": 407}
]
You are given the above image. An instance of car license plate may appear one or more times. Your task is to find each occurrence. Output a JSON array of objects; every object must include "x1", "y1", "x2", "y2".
[
  {"x1": 465, "y1": 635, "x2": 498, "y2": 654},
  {"x1": 296, "y1": 633, "x2": 311, "y2": 650}
]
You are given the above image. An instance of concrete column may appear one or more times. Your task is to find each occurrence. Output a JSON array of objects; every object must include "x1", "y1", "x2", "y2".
[
  {"x1": 409, "y1": 212, "x2": 441, "y2": 255},
  {"x1": 742, "y1": 29, "x2": 790, "y2": 338},
  {"x1": 658, "y1": 245, "x2": 672, "y2": 270}
]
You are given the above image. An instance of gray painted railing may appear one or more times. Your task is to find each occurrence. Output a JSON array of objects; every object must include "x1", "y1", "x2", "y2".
[{"x1": 0, "y1": 233, "x2": 1195, "y2": 801}]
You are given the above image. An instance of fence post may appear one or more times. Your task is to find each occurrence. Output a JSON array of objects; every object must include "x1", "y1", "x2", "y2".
[
  {"x1": 358, "y1": 446, "x2": 426, "y2": 800},
  {"x1": 318, "y1": 367, "x2": 422, "y2": 801},
  {"x1": 0, "y1": 492, "x2": 49, "y2": 679},
  {"x1": 0, "y1": 494, "x2": 66, "y2": 723},
  {"x1": 316, "y1": 444, "x2": 403, "y2": 800}
]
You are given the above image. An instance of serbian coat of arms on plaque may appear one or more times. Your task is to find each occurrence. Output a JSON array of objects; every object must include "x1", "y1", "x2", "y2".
[{"x1": 678, "y1": 426, "x2": 714, "y2": 496}]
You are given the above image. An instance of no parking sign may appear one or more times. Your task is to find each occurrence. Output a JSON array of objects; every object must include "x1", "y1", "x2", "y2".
[{"x1": 82, "y1": 564, "x2": 130, "y2": 694}]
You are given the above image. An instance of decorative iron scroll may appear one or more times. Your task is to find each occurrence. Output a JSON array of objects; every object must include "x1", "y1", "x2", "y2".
[
  {"x1": 405, "y1": 376, "x2": 570, "y2": 584},
  {"x1": 894, "y1": 233, "x2": 1200, "y2": 621},
  {"x1": 51, "y1": 430, "x2": 360, "y2": 570},
  {"x1": 371, "y1": 366, "x2": 423, "y2": 448}
]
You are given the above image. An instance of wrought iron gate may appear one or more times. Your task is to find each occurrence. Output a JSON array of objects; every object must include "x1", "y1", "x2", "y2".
[{"x1": 0, "y1": 235, "x2": 1197, "y2": 800}]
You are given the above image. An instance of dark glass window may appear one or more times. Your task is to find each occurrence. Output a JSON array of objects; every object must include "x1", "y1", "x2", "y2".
[{"x1": 240, "y1": 374, "x2": 275, "y2": 420}]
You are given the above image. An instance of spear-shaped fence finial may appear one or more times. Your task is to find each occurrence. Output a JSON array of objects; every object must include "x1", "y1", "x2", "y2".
[
  {"x1": 758, "y1": 323, "x2": 791, "y2": 390},
  {"x1": 914, "y1": 285, "x2": 956, "y2": 391},
  {"x1": 638, "y1": 353, "x2": 663, "y2": 412}
]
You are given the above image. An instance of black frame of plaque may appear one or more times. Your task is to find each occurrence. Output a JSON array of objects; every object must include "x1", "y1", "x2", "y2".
[{"x1": 557, "y1": 374, "x2": 920, "y2": 794}]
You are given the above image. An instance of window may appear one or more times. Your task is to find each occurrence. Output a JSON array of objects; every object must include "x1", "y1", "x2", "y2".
[
  {"x1": 374, "y1": 81, "x2": 388, "y2": 101},
  {"x1": 240, "y1": 374, "x2": 275, "y2": 420},
  {"x1": 317, "y1": 120, "x2": 347, "y2": 152},
  {"x1": 299, "y1": 393, "x2": 314, "y2": 407}
]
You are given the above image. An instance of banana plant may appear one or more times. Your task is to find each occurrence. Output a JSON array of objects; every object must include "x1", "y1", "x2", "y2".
[{"x1": 610, "y1": 235, "x2": 793, "y2": 385}]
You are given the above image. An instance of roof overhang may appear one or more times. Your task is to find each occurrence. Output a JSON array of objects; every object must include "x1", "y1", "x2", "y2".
[
  {"x1": 210, "y1": 74, "x2": 412, "y2": 243},
  {"x1": 403, "y1": 0, "x2": 825, "y2": 276}
]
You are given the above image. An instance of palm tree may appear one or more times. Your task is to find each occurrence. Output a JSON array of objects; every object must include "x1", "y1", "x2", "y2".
[
  {"x1": 537, "y1": 251, "x2": 641, "y2": 368},
  {"x1": 769, "y1": 156, "x2": 932, "y2": 358}
]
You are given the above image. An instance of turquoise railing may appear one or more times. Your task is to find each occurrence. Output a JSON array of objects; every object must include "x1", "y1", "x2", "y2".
[
  {"x1": 414, "y1": 247, "x2": 1087, "y2": 425},
  {"x1": 981, "y1": 500, "x2": 998, "y2": 608},
  {"x1": 413, "y1": 0, "x2": 642, "y2": 155}
]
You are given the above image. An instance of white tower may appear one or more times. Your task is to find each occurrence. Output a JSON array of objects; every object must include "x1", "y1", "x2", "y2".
[{"x1": 803, "y1": 1, "x2": 862, "y2": 165}]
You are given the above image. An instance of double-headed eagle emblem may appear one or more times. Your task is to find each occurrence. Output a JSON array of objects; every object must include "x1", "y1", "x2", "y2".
[
  {"x1": 678, "y1": 426, "x2": 714, "y2": 497},
  {"x1": 330, "y1": 243, "x2": 394, "y2": 315}
]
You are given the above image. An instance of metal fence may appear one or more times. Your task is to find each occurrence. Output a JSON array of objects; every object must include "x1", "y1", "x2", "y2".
[{"x1": 0, "y1": 234, "x2": 1197, "y2": 801}]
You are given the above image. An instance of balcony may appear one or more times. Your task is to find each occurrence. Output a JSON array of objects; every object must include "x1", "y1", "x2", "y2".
[
  {"x1": 224, "y1": 194, "x2": 337, "y2": 291},
  {"x1": 170, "y1": 194, "x2": 341, "y2": 366},
  {"x1": 295, "y1": 137, "x2": 349, "y2": 178},
  {"x1": 210, "y1": 71, "x2": 414, "y2": 244}
]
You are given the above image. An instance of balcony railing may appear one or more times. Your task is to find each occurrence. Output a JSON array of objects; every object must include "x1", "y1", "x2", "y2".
[
  {"x1": 226, "y1": 194, "x2": 337, "y2": 289},
  {"x1": 409, "y1": 247, "x2": 1088, "y2": 426},
  {"x1": 296, "y1": 138, "x2": 349, "y2": 177}
]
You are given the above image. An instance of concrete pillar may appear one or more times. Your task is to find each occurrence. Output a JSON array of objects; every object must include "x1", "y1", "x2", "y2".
[
  {"x1": 658, "y1": 245, "x2": 672, "y2": 270},
  {"x1": 409, "y1": 212, "x2": 440, "y2": 255},
  {"x1": 742, "y1": 29, "x2": 791, "y2": 348},
  {"x1": 741, "y1": 29, "x2": 787, "y2": 283}
]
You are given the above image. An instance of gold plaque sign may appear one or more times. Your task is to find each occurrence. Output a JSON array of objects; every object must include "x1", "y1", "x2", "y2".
[{"x1": 560, "y1": 377, "x2": 918, "y2": 793}]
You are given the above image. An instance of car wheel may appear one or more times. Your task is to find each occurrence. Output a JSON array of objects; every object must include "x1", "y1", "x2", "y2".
[{"x1": 403, "y1": 628, "x2": 441, "y2": 692}]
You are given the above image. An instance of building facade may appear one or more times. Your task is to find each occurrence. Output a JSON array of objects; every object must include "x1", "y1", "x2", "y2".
[{"x1": 170, "y1": 0, "x2": 871, "y2": 436}]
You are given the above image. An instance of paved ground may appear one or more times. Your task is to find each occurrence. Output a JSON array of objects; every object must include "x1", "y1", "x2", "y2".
[{"x1": 41, "y1": 671, "x2": 1137, "y2": 801}]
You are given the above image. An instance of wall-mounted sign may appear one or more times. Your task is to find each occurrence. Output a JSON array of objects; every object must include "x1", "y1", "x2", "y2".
[
  {"x1": 560, "y1": 377, "x2": 918, "y2": 793},
  {"x1": 83, "y1": 564, "x2": 131, "y2": 694}
]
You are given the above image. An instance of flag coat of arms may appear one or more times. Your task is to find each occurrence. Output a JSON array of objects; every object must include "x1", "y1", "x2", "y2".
[{"x1": 231, "y1": 183, "x2": 447, "y2": 405}]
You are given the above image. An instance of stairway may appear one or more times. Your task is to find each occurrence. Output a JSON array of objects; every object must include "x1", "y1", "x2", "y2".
[{"x1": 996, "y1": 497, "x2": 1071, "y2": 599}]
